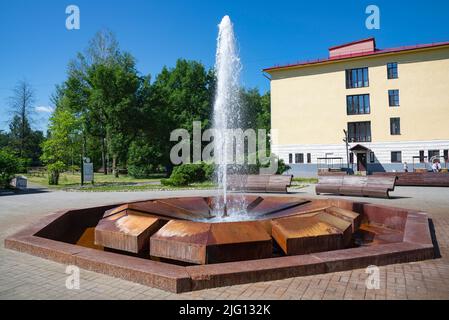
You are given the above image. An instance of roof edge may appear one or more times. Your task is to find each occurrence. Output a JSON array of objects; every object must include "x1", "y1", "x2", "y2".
[{"x1": 263, "y1": 41, "x2": 449, "y2": 73}]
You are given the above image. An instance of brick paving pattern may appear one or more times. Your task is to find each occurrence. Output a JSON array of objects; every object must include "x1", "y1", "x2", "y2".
[{"x1": 1, "y1": 186, "x2": 448, "y2": 299}]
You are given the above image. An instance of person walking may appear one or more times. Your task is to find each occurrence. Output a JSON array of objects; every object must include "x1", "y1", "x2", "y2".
[{"x1": 403, "y1": 162, "x2": 408, "y2": 173}]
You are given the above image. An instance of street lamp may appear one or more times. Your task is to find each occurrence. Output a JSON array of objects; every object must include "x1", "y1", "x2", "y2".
[{"x1": 343, "y1": 129, "x2": 350, "y2": 174}]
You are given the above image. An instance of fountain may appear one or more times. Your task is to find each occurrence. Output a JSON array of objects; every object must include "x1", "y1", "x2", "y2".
[
  {"x1": 212, "y1": 15, "x2": 247, "y2": 218},
  {"x1": 4, "y1": 16, "x2": 436, "y2": 293}
]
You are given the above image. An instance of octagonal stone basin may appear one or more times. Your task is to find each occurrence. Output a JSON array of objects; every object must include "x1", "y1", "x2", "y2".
[{"x1": 4, "y1": 195, "x2": 436, "y2": 293}]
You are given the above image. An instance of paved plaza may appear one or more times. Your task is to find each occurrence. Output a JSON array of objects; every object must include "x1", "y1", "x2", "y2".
[{"x1": 1, "y1": 185, "x2": 449, "y2": 300}]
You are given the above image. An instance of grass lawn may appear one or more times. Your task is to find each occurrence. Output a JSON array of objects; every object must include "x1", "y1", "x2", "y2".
[
  {"x1": 26, "y1": 172, "x2": 314, "y2": 192},
  {"x1": 292, "y1": 177, "x2": 318, "y2": 184},
  {"x1": 74, "y1": 181, "x2": 217, "y2": 192},
  {"x1": 27, "y1": 172, "x2": 164, "y2": 190}
]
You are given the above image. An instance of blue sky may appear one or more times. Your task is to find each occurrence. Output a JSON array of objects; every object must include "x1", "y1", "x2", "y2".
[{"x1": 1, "y1": 0, "x2": 448, "y2": 132}]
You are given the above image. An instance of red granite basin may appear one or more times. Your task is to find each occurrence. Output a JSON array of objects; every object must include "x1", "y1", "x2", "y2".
[{"x1": 4, "y1": 195, "x2": 435, "y2": 293}]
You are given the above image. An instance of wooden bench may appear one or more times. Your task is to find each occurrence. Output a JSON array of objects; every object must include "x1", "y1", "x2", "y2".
[
  {"x1": 228, "y1": 174, "x2": 293, "y2": 193},
  {"x1": 316, "y1": 175, "x2": 397, "y2": 198},
  {"x1": 373, "y1": 172, "x2": 449, "y2": 187}
]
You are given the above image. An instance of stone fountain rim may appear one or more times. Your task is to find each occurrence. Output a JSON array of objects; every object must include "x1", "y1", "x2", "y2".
[{"x1": 4, "y1": 195, "x2": 435, "y2": 293}]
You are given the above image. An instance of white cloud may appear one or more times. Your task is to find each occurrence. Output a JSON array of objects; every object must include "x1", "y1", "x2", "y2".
[{"x1": 35, "y1": 106, "x2": 54, "y2": 113}]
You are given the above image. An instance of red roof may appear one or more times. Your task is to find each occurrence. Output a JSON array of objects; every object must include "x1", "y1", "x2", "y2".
[
  {"x1": 263, "y1": 40, "x2": 449, "y2": 72},
  {"x1": 328, "y1": 37, "x2": 376, "y2": 51}
]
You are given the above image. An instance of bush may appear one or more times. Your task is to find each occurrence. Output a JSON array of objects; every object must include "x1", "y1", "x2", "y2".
[
  {"x1": 162, "y1": 162, "x2": 214, "y2": 186},
  {"x1": 0, "y1": 150, "x2": 20, "y2": 188},
  {"x1": 276, "y1": 158, "x2": 291, "y2": 174},
  {"x1": 128, "y1": 164, "x2": 154, "y2": 179}
]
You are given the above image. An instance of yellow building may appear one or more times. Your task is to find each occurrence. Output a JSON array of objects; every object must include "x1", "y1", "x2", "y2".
[{"x1": 263, "y1": 38, "x2": 449, "y2": 176}]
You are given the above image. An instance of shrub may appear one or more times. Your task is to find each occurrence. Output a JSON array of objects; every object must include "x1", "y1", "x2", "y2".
[
  {"x1": 276, "y1": 158, "x2": 291, "y2": 174},
  {"x1": 0, "y1": 150, "x2": 20, "y2": 188},
  {"x1": 162, "y1": 162, "x2": 214, "y2": 186}
]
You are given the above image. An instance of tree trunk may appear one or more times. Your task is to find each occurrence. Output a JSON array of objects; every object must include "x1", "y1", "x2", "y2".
[
  {"x1": 49, "y1": 171, "x2": 59, "y2": 185},
  {"x1": 101, "y1": 137, "x2": 107, "y2": 175},
  {"x1": 112, "y1": 155, "x2": 119, "y2": 178}
]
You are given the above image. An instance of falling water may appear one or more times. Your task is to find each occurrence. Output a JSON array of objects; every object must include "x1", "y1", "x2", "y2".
[{"x1": 212, "y1": 15, "x2": 246, "y2": 217}]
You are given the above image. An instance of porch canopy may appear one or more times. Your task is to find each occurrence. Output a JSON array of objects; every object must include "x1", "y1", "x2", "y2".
[{"x1": 350, "y1": 144, "x2": 371, "y2": 153}]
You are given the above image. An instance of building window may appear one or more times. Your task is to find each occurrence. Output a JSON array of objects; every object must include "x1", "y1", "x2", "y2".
[
  {"x1": 347, "y1": 121, "x2": 371, "y2": 142},
  {"x1": 369, "y1": 152, "x2": 375, "y2": 163},
  {"x1": 349, "y1": 153, "x2": 354, "y2": 164},
  {"x1": 346, "y1": 67, "x2": 369, "y2": 89},
  {"x1": 419, "y1": 150, "x2": 425, "y2": 163},
  {"x1": 390, "y1": 118, "x2": 401, "y2": 135},
  {"x1": 428, "y1": 150, "x2": 440, "y2": 161},
  {"x1": 388, "y1": 90, "x2": 400, "y2": 107},
  {"x1": 307, "y1": 153, "x2": 311, "y2": 164},
  {"x1": 288, "y1": 154, "x2": 293, "y2": 164},
  {"x1": 295, "y1": 153, "x2": 304, "y2": 164},
  {"x1": 391, "y1": 151, "x2": 402, "y2": 163},
  {"x1": 387, "y1": 62, "x2": 398, "y2": 79},
  {"x1": 347, "y1": 94, "x2": 370, "y2": 115},
  {"x1": 444, "y1": 150, "x2": 448, "y2": 162}
]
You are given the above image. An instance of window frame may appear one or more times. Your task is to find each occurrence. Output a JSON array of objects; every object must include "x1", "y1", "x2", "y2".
[
  {"x1": 428, "y1": 150, "x2": 440, "y2": 161},
  {"x1": 295, "y1": 153, "x2": 304, "y2": 164},
  {"x1": 419, "y1": 150, "x2": 425, "y2": 163},
  {"x1": 346, "y1": 94, "x2": 371, "y2": 115},
  {"x1": 391, "y1": 151, "x2": 402, "y2": 163},
  {"x1": 390, "y1": 117, "x2": 401, "y2": 135},
  {"x1": 347, "y1": 121, "x2": 372, "y2": 142},
  {"x1": 387, "y1": 62, "x2": 398, "y2": 79},
  {"x1": 388, "y1": 89, "x2": 400, "y2": 107},
  {"x1": 346, "y1": 67, "x2": 369, "y2": 89}
]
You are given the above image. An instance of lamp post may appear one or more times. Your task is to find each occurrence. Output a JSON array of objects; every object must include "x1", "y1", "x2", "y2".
[{"x1": 343, "y1": 129, "x2": 350, "y2": 174}]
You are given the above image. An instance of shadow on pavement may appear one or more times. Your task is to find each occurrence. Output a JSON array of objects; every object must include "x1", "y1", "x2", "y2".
[
  {"x1": 429, "y1": 219, "x2": 442, "y2": 259},
  {"x1": 0, "y1": 187, "x2": 50, "y2": 197}
]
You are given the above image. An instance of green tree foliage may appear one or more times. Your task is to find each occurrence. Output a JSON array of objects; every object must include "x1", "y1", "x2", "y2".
[
  {"x1": 148, "y1": 59, "x2": 215, "y2": 172},
  {"x1": 240, "y1": 89, "x2": 271, "y2": 132},
  {"x1": 47, "y1": 30, "x2": 271, "y2": 180},
  {"x1": 41, "y1": 108, "x2": 81, "y2": 185},
  {"x1": 6, "y1": 80, "x2": 44, "y2": 168},
  {"x1": 8, "y1": 115, "x2": 44, "y2": 168},
  {"x1": 127, "y1": 138, "x2": 163, "y2": 178},
  {"x1": 0, "y1": 149, "x2": 20, "y2": 188},
  {"x1": 0, "y1": 130, "x2": 8, "y2": 148}
]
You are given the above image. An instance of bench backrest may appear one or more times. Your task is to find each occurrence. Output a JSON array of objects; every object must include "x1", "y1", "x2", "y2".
[
  {"x1": 318, "y1": 175, "x2": 396, "y2": 190},
  {"x1": 227, "y1": 174, "x2": 292, "y2": 191},
  {"x1": 365, "y1": 176, "x2": 396, "y2": 189},
  {"x1": 318, "y1": 176, "x2": 344, "y2": 186}
]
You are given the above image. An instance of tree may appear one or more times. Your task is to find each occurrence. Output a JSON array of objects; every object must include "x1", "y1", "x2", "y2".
[
  {"x1": 8, "y1": 115, "x2": 43, "y2": 167},
  {"x1": 0, "y1": 130, "x2": 9, "y2": 149},
  {"x1": 59, "y1": 30, "x2": 146, "y2": 176},
  {"x1": 86, "y1": 53, "x2": 143, "y2": 177},
  {"x1": 0, "y1": 149, "x2": 20, "y2": 188},
  {"x1": 149, "y1": 59, "x2": 215, "y2": 172},
  {"x1": 8, "y1": 80, "x2": 35, "y2": 158},
  {"x1": 240, "y1": 89, "x2": 270, "y2": 132},
  {"x1": 41, "y1": 108, "x2": 81, "y2": 185}
]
